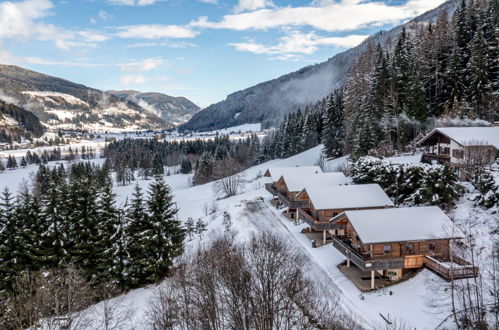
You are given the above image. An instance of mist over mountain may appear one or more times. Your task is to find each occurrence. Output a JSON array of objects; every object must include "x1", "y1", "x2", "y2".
[
  {"x1": 181, "y1": 0, "x2": 459, "y2": 132},
  {"x1": 0, "y1": 65, "x2": 170, "y2": 132},
  {"x1": 108, "y1": 90, "x2": 200, "y2": 126}
]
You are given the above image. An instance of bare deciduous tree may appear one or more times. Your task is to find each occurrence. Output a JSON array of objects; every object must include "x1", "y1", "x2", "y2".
[
  {"x1": 212, "y1": 158, "x2": 246, "y2": 198},
  {"x1": 1, "y1": 265, "x2": 94, "y2": 330},
  {"x1": 147, "y1": 233, "x2": 357, "y2": 330}
]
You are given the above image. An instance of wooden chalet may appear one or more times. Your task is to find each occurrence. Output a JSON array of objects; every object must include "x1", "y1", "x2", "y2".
[
  {"x1": 264, "y1": 166, "x2": 322, "y2": 207},
  {"x1": 270, "y1": 172, "x2": 349, "y2": 217},
  {"x1": 417, "y1": 127, "x2": 499, "y2": 169},
  {"x1": 295, "y1": 184, "x2": 394, "y2": 243},
  {"x1": 328, "y1": 207, "x2": 477, "y2": 289}
]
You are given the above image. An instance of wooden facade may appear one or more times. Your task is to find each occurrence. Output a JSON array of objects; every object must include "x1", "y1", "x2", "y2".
[{"x1": 330, "y1": 214, "x2": 477, "y2": 288}]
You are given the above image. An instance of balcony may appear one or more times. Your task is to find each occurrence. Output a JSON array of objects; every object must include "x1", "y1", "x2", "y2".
[
  {"x1": 265, "y1": 183, "x2": 278, "y2": 196},
  {"x1": 330, "y1": 236, "x2": 405, "y2": 271},
  {"x1": 424, "y1": 255, "x2": 478, "y2": 281},
  {"x1": 297, "y1": 208, "x2": 342, "y2": 231},
  {"x1": 422, "y1": 153, "x2": 450, "y2": 164},
  {"x1": 265, "y1": 184, "x2": 308, "y2": 209}
]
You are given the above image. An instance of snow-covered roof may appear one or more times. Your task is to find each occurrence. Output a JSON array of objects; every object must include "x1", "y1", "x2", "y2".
[
  {"x1": 300, "y1": 184, "x2": 394, "y2": 210},
  {"x1": 334, "y1": 206, "x2": 461, "y2": 244},
  {"x1": 266, "y1": 166, "x2": 322, "y2": 181},
  {"x1": 281, "y1": 172, "x2": 348, "y2": 192},
  {"x1": 418, "y1": 127, "x2": 499, "y2": 149}
]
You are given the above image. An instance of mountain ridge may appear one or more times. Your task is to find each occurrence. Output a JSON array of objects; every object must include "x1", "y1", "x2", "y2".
[
  {"x1": 181, "y1": 0, "x2": 458, "y2": 132},
  {"x1": 0, "y1": 65, "x2": 170, "y2": 132},
  {"x1": 108, "y1": 90, "x2": 200, "y2": 125}
]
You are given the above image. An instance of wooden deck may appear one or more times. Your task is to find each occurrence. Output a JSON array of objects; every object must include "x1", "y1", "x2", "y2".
[
  {"x1": 330, "y1": 236, "x2": 405, "y2": 271},
  {"x1": 265, "y1": 184, "x2": 308, "y2": 209},
  {"x1": 424, "y1": 255, "x2": 478, "y2": 281},
  {"x1": 297, "y1": 208, "x2": 341, "y2": 230}
]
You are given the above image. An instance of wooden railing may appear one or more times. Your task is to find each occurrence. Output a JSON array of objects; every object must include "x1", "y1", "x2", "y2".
[
  {"x1": 265, "y1": 183, "x2": 278, "y2": 196},
  {"x1": 266, "y1": 184, "x2": 308, "y2": 209},
  {"x1": 297, "y1": 208, "x2": 341, "y2": 230},
  {"x1": 422, "y1": 153, "x2": 450, "y2": 164},
  {"x1": 330, "y1": 236, "x2": 405, "y2": 271},
  {"x1": 424, "y1": 256, "x2": 478, "y2": 280}
]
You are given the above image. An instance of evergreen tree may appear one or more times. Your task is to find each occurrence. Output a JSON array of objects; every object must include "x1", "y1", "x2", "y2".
[
  {"x1": 322, "y1": 92, "x2": 345, "y2": 158},
  {"x1": 180, "y1": 158, "x2": 192, "y2": 174},
  {"x1": 152, "y1": 154, "x2": 165, "y2": 176},
  {"x1": 146, "y1": 177, "x2": 184, "y2": 282},
  {"x1": 125, "y1": 184, "x2": 153, "y2": 287},
  {"x1": 0, "y1": 188, "x2": 17, "y2": 292},
  {"x1": 6, "y1": 155, "x2": 17, "y2": 170},
  {"x1": 94, "y1": 181, "x2": 121, "y2": 284}
]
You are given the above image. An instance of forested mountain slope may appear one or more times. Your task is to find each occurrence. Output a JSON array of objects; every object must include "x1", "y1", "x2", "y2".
[
  {"x1": 0, "y1": 100, "x2": 45, "y2": 142},
  {"x1": 0, "y1": 65, "x2": 170, "y2": 131},
  {"x1": 181, "y1": 0, "x2": 459, "y2": 132}
]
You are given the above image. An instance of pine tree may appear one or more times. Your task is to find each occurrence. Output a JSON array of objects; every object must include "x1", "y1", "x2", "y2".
[
  {"x1": 322, "y1": 92, "x2": 345, "y2": 158},
  {"x1": 6, "y1": 155, "x2": 17, "y2": 170},
  {"x1": 467, "y1": 27, "x2": 490, "y2": 118},
  {"x1": 152, "y1": 154, "x2": 165, "y2": 176},
  {"x1": 407, "y1": 66, "x2": 428, "y2": 121},
  {"x1": 180, "y1": 158, "x2": 192, "y2": 174},
  {"x1": 352, "y1": 107, "x2": 377, "y2": 159},
  {"x1": 94, "y1": 181, "x2": 121, "y2": 284},
  {"x1": 0, "y1": 188, "x2": 18, "y2": 292},
  {"x1": 146, "y1": 177, "x2": 184, "y2": 282},
  {"x1": 14, "y1": 190, "x2": 45, "y2": 272},
  {"x1": 125, "y1": 184, "x2": 153, "y2": 287}
]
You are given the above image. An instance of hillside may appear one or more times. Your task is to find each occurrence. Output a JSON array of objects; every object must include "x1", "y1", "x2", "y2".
[
  {"x1": 108, "y1": 90, "x2": 200, "y2": 125},
  {"x1": 181, "y1": 0, "x2": 459, "y2": 132},
  {"x1": 0, "y1": 65, "x2": 170, "y2": 132},
  {"x1": 0, "y1": 100, "x2": 45, "y2": 142}
]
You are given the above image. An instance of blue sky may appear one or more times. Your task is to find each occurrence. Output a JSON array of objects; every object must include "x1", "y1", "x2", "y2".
[{"x1": 0, "y1": 0, "x2": 444, "y2": 108}]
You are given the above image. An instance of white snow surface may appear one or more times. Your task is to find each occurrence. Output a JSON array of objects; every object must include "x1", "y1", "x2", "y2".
[
  {"x1": 205, "y1": 123, "x2": 262, "y2": 135},
  {"x1": 281, "y1": 172, "x2": 349, "y2": 192},
  {"x1": 337, "y1": 206, "x2": 461, "y2": 244},
  {"x1": 265, "y1": 165, "x2": 322, "y2": 181},
  {"x1": 300, "y1": 183, "x2": 394, "y2": 210},
  {"x1": 419, "y1": 126, "x2": 499, "y2": 148}
]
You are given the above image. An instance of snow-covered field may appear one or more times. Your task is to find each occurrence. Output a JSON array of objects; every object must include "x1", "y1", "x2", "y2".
[
  {"x1": 0, "y1": 145, "x2": 496, "y2": 329},
  {"x1": 203, "y1": 123, "x2": 263, "y2": 135}
]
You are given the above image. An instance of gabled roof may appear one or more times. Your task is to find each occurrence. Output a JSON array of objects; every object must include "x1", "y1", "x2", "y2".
[
  {"x1": 280, "y1": 172, "x2": 348, "y2": 192},
  {"x1": 265, "y1": 166, "x2": 322, "y2": 181},
  {"x1": 418, "y1": 127, "x2": 499, "y2": 149},
  {"x1": 298, "y1": 184, "x2": 394, "y2": 210},
  {"x1": 332, "y1": 206, "x2": 462, "y2": 244}
]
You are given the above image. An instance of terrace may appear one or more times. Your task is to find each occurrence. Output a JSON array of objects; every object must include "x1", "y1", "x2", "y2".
[
  {"x1": 330, "y1": 235, "x2": 405, "y2": 271},
  {"x1": 297, "y1": 208, "x2": 341, "y2": 231},
  {"x1": 265, "y1": 183, "x2": 308, "y2": 209}
]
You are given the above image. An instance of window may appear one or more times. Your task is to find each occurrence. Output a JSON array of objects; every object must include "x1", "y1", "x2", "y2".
[
  {"x1": 429, "y1": 243, "x2": 436, "y2": 251},
  {"x1": 452, "y1": 149, "x2": 464, "y2": 159},
  {"x1": 384, "y1": 245, "x2": 392, "y2": 255},
  {"x1": 406, "y1": 244, "x2": 414, "y2": 255}
]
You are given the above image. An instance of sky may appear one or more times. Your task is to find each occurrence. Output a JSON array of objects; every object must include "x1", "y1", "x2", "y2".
[{"x1": 0, "y1": 0, "x2": 445, "y2": 108}]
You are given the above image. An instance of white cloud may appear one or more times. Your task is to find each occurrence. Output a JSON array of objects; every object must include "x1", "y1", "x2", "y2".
[
  {"x1": 0, "y1": 0, "x2": 110, "y2": 51},
  {"x1": 107, "y1": 0, "x2": 164, "y2": 5},
  {"x1": 120, "y1": 74, "x2": 147, "y2": 85},
  {"x1": 119, "y1": 57, "x2": 167, "y2": 72},
  {"x1": 230, "y1": 31, "x2": 368, "y2": 59},
  {"x1": 116, "y1": 24, "x2": 199, "y2": 39},
  {"x1": 0, "y1": 0, "x2": 59, "y2": 39},
  {"x1": 78, "y1": 30, "x2": 110, "y2": 42},
  {"x1": 126, "y1": 41, "x2": 198, "y2": 48},
  {"x1": 191, "y1": 0, "x2": 446, "y2": 32},
  {"x1": 25, "y1": 57, "x2": 105, "y2": 67},
  {"x1": 233, "y1": 0, "x2": 275, "y2": 13}
]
